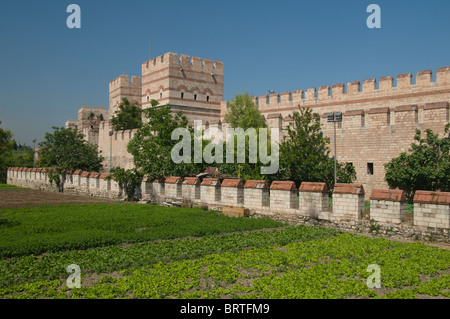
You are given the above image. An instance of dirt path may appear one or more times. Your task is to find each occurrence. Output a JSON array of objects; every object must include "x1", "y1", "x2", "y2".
[{"x1": 0, "y1": 189, "x2": 119, "y2": 209}]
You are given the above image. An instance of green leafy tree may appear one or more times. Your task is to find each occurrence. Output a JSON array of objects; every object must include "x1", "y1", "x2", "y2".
[
  {"x1": 224, "y1": 92, "x2": 266, "y2": 129},
  {"x1": 37, "y1": 127, "x2": 104, "y2": 192},
  {"x1": 106, "y1": 167, "x2": 143, "y2": 200},
  {"x1": 0, "y1": 121, "x2": 15, "y2": 183},
  {"x1": 10, "y1": 143, "x2": 34, "y2": 168},
  {"x1": 278, "y1": 106, "x2": 356, "y2": 191},
  {"x1": 384, "y1": 124, "x2": 450, "y2": 202},
  {"x1": 128, "y1": 100, "x2": 207, "y2": 181},
  {"x1": 219, "y1": 93, "x2": 273, "y2": 182},
  {"x1": 111, "y1": 98, "x2": 143, "y2": 131}
]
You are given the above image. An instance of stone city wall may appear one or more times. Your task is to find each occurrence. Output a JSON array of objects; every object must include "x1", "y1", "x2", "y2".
[{"x1": 7, "y1": 168, "x2": 449, "y2": 242}]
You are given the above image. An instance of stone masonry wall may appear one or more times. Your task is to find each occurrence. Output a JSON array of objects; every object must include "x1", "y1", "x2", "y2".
[{"x1": 6, "y1": 168, "x2": 450, "y2": 243}]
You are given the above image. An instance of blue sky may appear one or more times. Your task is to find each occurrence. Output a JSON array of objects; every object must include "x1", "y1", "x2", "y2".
[{"x1": 0, "y1": 0, "x2": 449, "y2": 146}]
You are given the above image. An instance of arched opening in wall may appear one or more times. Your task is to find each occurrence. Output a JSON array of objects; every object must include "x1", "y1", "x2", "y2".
[
  {"x1": 147, "y1": 96, "x2": 149, "y2": 102},
  {"x1": 206, "y1": 95, "x2": 210, "y2": 102},
  {"x1": 181, "y1": 91, "x2": 184, "y2": 99},
  {"x1": 266, "y1": 96, "x2": 269, "y2": 104},
  {"x1": 361, "y1": 114, "x2": 365, "y2": 128},
  {"x1": 289, "y1": 92, "x2": 292, "y2": 101},
  {"x1": 387, "y1": 112, "x2": 391, "y2": 125},
  {"x1": 194, "y1": 94, "x2": 197, "y2": 100},
  {"x1": 414, "y1": 108, "x2": 419, "y2": 124}
]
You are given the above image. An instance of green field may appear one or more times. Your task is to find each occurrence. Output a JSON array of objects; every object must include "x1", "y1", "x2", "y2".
[
  {"x1": 0, "y1": 184, "x2": 26, "y2": 189},
  {"x1": 0, "y1": 203, "x2": 448, "y2": 299}
]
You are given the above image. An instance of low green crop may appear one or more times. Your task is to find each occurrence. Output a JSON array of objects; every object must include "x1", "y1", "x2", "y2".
[{"x1": 0, "y1": 204, "x2": 285, "y2": 257}]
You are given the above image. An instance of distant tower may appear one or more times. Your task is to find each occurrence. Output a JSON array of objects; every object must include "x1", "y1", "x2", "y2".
[{"x1": 108, "y1": 75, "x2": 142, "y2": 119}]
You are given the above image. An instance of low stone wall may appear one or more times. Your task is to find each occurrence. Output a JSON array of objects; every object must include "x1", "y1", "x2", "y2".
[{"x1": 6, "y1": 167, "x2": 450, "y2": 242}]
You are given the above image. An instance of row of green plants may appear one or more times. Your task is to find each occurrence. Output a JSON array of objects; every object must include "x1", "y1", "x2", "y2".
[
  {"x1": 1, "y1": 233, "x2": 449, "y2": 299},
  {"x1": 0, "y1": 204, "x2": 284, "y2": 258},
  {"x1": 0, "y1": 225, "x2": 339, "y2": 289}
]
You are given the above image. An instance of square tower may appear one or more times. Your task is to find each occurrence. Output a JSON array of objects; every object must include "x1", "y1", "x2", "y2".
[
  {"x1": 108, "y1": 75, "x2": 142, "y2": 119},
  {"x1": 140, "y1": 52, "x2": 224, "y2": 124}
]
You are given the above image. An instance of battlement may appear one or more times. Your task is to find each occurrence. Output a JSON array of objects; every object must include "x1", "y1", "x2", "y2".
[
  {"x1": 255, "y1": 66, "x2": 450, "y2": 109},
  {"x1": 109, "y1": 75, "x2": 141, "y2": 89},
  {"x1": 141, "y1": 52, "x2": 223, "y2": 76}
]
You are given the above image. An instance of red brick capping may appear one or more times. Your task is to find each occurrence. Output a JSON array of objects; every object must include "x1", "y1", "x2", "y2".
[
  {"x1": 413, "y1": 191, "x2": 450, "y2": 205},
  {"x1": 270, "y1": 181, "x2": 297, "y2": 191},
  {"x1": 394, "y1": 104, "x2": 417, "y2": 112},
  {"x1": 299, "y1": 182, "x2": 328, "y2": 193},
  {"x1": 221, "y1": 179, "x2": 244, "y2": 188},
  {"x1": 88, "y1": 172, "x2": 100, "y2": 178},
  {"x1": 81, "y1": 172, "x2": 90, "y2": 178},
  {"x1": 418, "y1": 70, "x2": 432, "y2": 76},
  {"x1": 437, "y1": 66, "x2": 450, "y2": 72},
  {"x1": 267, "y1": 113, "x2": 282, "y2": 119},
  {"x1": 73, "y1": 170, "x2": 83, "y2": 175},
  {"x1": 343, "y1": 109, "x2": 364, "y2": 116},
  {"x1": 333, "y1": 183, "x2": 365, "y2": 195},
  {"x1": 152, "y1": 178, "x2": 165, "y2": 183},
  {"x1": 201, "y1": 178, "x2": 221, "y2": 187},
  {"x1": 244, "y1": 180, "x2": 269, "y2": 189},
  {"x1": 367, "y1": 107, "x2": 390, "y2": 115},
  {"x1": 165, "y1": 176, "x2": 183, "y2": 184},
  {"x1": 183, "y1": 177, "x2": 201, "y2": 185},
  {"x1": 424, "y1": 102, "x2": 449, "y2": 110},
  {"x1": 397, "y1": 73, "x2": 412, "y2": 79},
  {"x1": 99, "y1": 173, "x2": 110, "y2": 179},
  {"x1": 370, "y1": 189, "x2": 406, "y2": 202}
]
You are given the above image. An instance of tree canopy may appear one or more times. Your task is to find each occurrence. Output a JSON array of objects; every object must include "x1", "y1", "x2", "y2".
[
  {"x1": 37, "y1": 127, "x2": 103, "y2": 192},
  {"x1": 218, "y1": 93, "x2": 275, "y2": 181},
  {"x1": 127, "y1": 100, "x2": 207, "y2": 181},
  {"x1": 111, "y1": 98, "x2": 143, "y2": 131},
  {"x1": 384, "y1": 124, "x2": 450, "y2": 201},
  {"x1": 224, "y1": 92, "x2": 266, "y2": 130},
  {"x1": 278, "y1": 106, "x2": 356, "y2": 191},
  {"x1": 0, "y1": 121, "x2": 15, "y2": 183}
]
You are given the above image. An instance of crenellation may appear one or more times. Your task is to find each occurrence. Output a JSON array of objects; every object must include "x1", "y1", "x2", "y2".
[
  {"x1": 292, "y1": 90, "x2": 304, "y2": 102},
  {"x1": 397, "y1": 73, "x2": 412, "y2": 90},
  {"x1": 280, "y1": 91, "x2": 292, "y2": 103},
  {"x1": 416, "y1": 70, "x2": 433, "y2": 87},
  {"x1": 379, "y1": 76, "x2": 394, "y2": 91},
  {"x1": 362, "y1": 79, "x2": 376, "y2": 93},
  {"x1": 436, "y1": 66, "x2": 450, "y2": 85},
  {"x1": 347, "y1": 81, "x2": 361, "y2": 95},
  {"x1": 332, "y1": 83, "x2": 345, "y2": 96},
  {"x1": 304, "y1": 88, "x2": 316, "y2": 100},
  {"x1": 318, "y1": 86, "x2": 330, "y2": 100},
  {"x1": 269, "y1": 93, "x2": 279, "y2": 104}
]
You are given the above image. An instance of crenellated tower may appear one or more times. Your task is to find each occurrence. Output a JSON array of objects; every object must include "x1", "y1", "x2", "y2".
[
  {"x1": 108, "y1": 75, "x2": 142, "y2": 118},
  {"x1": 140, "y1": 52, "x2": 223, "y2": 124}
]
